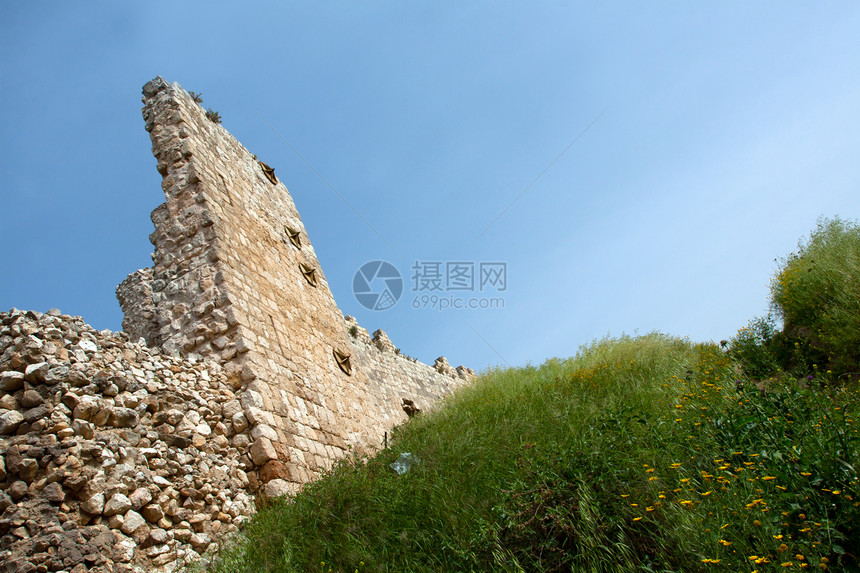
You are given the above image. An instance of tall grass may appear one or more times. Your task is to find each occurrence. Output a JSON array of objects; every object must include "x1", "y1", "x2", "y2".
[{"x1": 208, "y1": 335, "x2": 859, "y2": 572}]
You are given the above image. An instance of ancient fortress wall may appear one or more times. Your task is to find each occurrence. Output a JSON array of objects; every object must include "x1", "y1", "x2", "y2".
[
  {"x1": 0, "y1": 309, "x2": 470, "y2": 572},
  {"x1": 117, "y1": 77, "x2": 473, "y2": 494}
]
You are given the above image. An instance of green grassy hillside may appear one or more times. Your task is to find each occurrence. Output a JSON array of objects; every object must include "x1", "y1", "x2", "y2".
[{"x1": 210, "y1": 335, "x2": 858, "y2": 572}]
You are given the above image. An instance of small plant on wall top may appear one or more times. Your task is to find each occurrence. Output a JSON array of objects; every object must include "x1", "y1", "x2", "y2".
[
  {"x1": 205, "y1": 108, "x2": 222, "y2": 124},
  {"x1": 187, "y1": 90, "x2": 221, "y2": 124}
]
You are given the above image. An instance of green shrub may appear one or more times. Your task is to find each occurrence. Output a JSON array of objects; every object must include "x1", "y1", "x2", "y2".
[
  {"x1": 729, "y1": 314, "x2": 780, "y2": 378},
  {"x1": 770, "y1": 217, "x2": 860, "y2": 377}
]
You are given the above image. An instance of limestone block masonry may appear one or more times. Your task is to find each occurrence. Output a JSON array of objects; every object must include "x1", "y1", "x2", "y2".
[{"x1": 117, "y1": 77, "x2": 475, "y2": 496}]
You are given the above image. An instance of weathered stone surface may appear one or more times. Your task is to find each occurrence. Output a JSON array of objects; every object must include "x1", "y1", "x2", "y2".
[
  {"x1": 0, "y1": 410, "x2": 24, "y2": 434},
  {"x1": 44, "y1": 364, "x2": 70, "y2": 385},
  {"x1": 104, "y1": 493, "x2": 133, "y2": 517},
  {"x1": 259, "y1": 460, "x2": 292, "y2": 483},
  {"x1": 22, "y1": 405, "x2": 49, "y2": 424},
  {"x1": 249, "y1": 437, "x2": 277, "y2": 466},
  {"x1": 250, "y1": 423, "x2": 278, "y2": 441},
  {"x1": 72, "y1": 396, "x2": 100, "y2": 421},
  {"x1": 8, "y1": 480, "x2": 28, "y2": 500},
  {"x1": 120, "y1": 510, "x2": 146, "y2": 535},
  {"x1": 141, "y1": 503, "x2": 165, "y2": 524},
  {"x1": 148, "y1": 528, "x2": 170, "y2": 546},
  {"x1": 434, "y1": 356, "x2": 455, "y2": 375},
  {"x1": 0, "y1": 394, "x2": 16, "y2": 410},
  {"x1": 372, "y1": 329, "x2": 397, "y2": 352},
  {"x1": 23, "y1": 362, "x2": 49, "y2": 383},
  {"x1": 42, "y1": 482, "x2": 65, "y2": 503},
  {"x1": 189, "y1": 531, "x2": 211, "y2": 550},
  {"x1": 19, "y1": 390, "x2": 43, "y2": 408},
  {"x1": 108, "y1": 407, "x2": 138, "y2": 428},
  {"x1": 71, "y1": 418, "x2": 95, "y2": 439},
  {"x1": 17, "y1": 459, "x2": 38, "y2": 482},
  {"x1": 231, "y1": 412, "x2": 248, "y2": 433},
  {"x1": 129, "y1": 487, "x2": 153, "y2": 510},
  {"x1": 222, "y1": 399, "x2": 241, "y2": 419},
  {"x1": 81, "y1": 492, "x2": 106, "y2": 515},
  {"x1": 0, "y1": 370, "x2": 25, "y2": 391},
  {"x1": 263, "y1": 478, "x2": 292, "y2": 499},
  {"x1": 114, "y1": 537, "x2": 136, "y2": 562}
]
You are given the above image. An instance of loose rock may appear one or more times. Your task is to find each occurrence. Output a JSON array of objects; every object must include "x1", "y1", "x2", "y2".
[{"x1": 0, "y1": 309, "x2": 254, "y2": 572}]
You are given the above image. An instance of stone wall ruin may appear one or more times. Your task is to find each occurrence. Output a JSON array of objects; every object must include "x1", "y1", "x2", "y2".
[
  {"x1": 116, "y1": 77, "x2": 475, "y2": 495},
  {"x1": 0, "y1": 77, "x2": 477, "y2": 573}
]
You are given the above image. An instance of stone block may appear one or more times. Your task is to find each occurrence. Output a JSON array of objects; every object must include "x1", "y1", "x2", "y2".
[
  {"x1": 249, "y1": 437, "x2": 277, "y2": 466},
  {"x1": 104, "y1": 493, "x2": 133, "y2": 517},
  {"x1": 0, "y1": 410, "x2": 24, "y2": 434},
  {"x1": 0, "y1": 370, "x2": 25, "y2": 391}
]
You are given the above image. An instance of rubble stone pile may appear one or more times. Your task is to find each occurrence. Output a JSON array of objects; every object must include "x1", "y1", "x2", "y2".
[{"x1": 0, "y1": 309, "x2": 255, "y2": 573}]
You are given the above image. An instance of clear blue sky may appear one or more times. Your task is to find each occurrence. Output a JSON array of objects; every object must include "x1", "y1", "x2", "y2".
[{"x1": 2, "y1": 2, "x2": 858, "y2": 371}]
